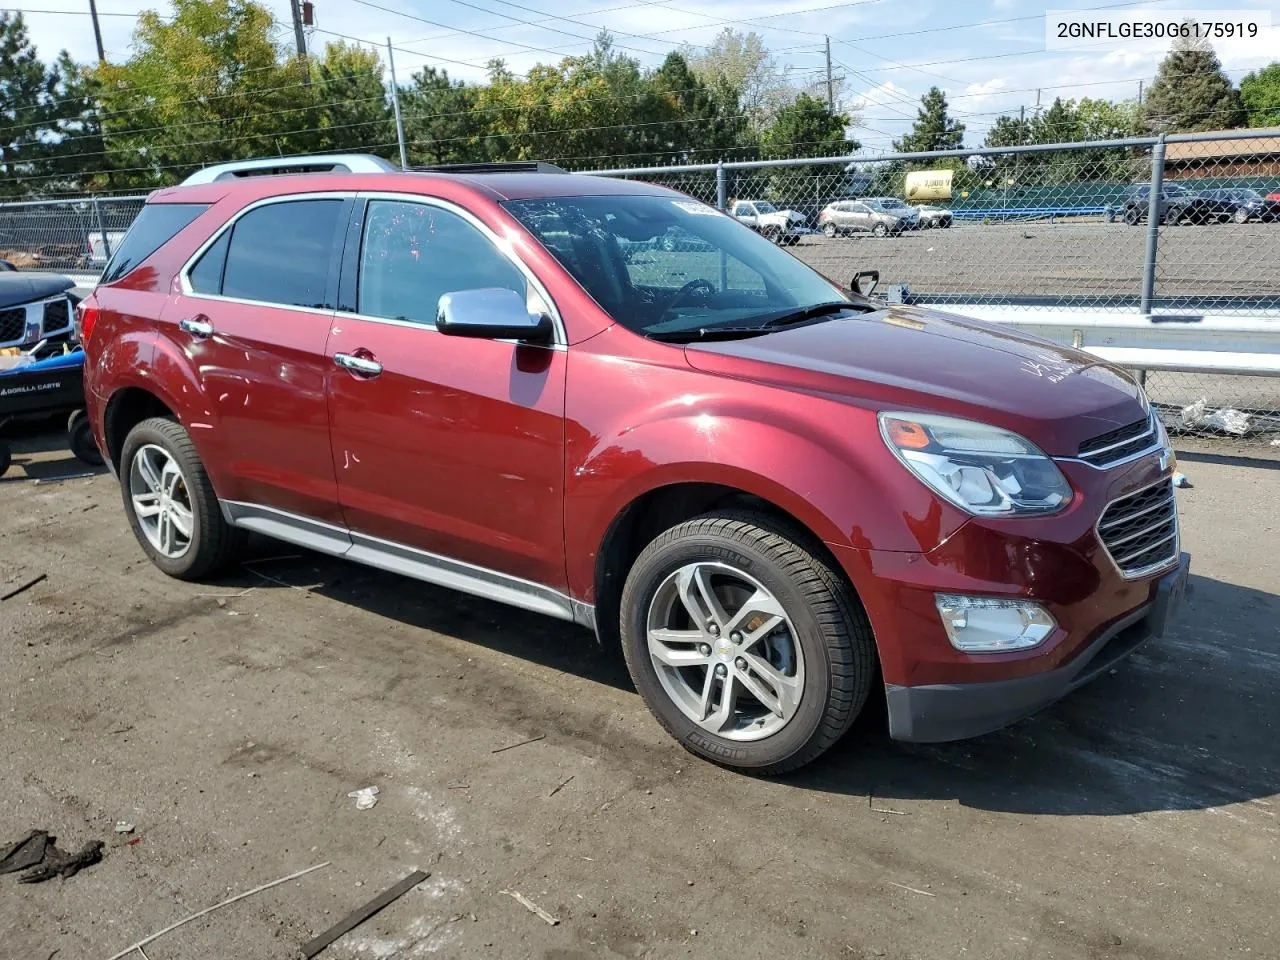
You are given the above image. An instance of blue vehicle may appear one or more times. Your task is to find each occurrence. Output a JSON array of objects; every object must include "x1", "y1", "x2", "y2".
[{"x1": 0, "y1": 347, "x2": 101, "y2": 477}]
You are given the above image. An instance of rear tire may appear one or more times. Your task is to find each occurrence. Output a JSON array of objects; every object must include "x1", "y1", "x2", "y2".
[
  {"x1": 1234, "y1": 207, "x2": 1249, "y2": 224},
  {"x1": 0, "y1": 440, "x2": 10, "y2": 478},
  {"x1": 619, "y1": 512, "x2": 876, "y2": 775},
  {"x1": 67, "y1": 410, "x2": 104, "y2": 466},
  {"x1": 762, "y1": 226, "x2": 781, "y2": 244},
  {"x1": 1124, "y1": 206, "x2": 1141, "y2": 226},
  {"x1": 822, "y1": 222, "x2": 837, "y2": 238},
  {"x1": 119, "y1": 416, "x2": 240, "y2": 580}
]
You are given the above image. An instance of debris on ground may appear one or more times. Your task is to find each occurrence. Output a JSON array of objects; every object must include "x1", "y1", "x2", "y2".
[
  {"x1": 347, "y1": 786, "x2": 379, "y2": 810},
  {"x1": 105, "y1": 861, "x2": 329, "y2": 960},
  {"x1": 1, "y1": 830, "x2": 104, "y2": 883},
  {"x1": 501, "y1": 889, "x2": 560, "y2": 926},
  {"x1": 18, "y1": 841, "x2": 104, "y2": 884},
  {"x1": 1, "y1": 573, "x2": 46, "y2": 602},
  {"x1": 114, "y1": 822, "x2": 135, "y2": 834},
  {"x1": 548, "y1": 775, "x2": 574, "y2": 797},
  {"x1": 301, "y1": 869, "x2": 430, "y2": 958},
  {"x1": 1173, "y1": 472, "x2": 1192, "y2": 489},
  {"x1": 1179, "y1": 399, "x2": 1251, "y2": 436},
  {"x1": 491, "y1": 733, "x2": 545, "y2": 754}
]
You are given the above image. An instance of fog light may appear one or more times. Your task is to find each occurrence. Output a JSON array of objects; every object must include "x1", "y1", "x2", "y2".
[{"x1": 934, "y1": 594, "x2": 1056, "y2": 652}]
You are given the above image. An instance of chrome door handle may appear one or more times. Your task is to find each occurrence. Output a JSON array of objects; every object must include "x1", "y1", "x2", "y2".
[
  {"x1": 334, "y1": 352, "x2": 383, "y2": 377},
  {"x1": 179, "y1": 317, "x2": 214, "y2": 338}
]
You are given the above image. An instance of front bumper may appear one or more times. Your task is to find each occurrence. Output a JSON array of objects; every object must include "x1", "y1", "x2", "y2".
[{"x1": 884, "y1": 553, "x2": 1189, "y2": 741}]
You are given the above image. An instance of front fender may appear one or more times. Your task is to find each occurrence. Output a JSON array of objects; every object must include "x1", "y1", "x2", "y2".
[{"x1": 563, "y1": 365, "x2": 968, "y2": 601}]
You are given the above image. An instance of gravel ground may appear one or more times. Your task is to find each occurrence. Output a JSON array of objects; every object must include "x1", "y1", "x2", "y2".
[{"x1": 1, "y1": 434, "x2": 1278, "y2": 960}]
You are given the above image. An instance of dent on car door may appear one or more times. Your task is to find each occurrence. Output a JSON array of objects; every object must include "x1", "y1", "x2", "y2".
[
  {"x1": 166, "y1": 196, "x2": 349, "y2": 524},
  {"x1": 325, "y1": 196, "x2": 568, "y2": 590}
]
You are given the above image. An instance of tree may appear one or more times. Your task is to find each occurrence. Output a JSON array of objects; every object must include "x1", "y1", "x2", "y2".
[
  {"x1": 1142, "y1": 31, "x2": 1244, "y2": 132},
  {"x1": 894, "y1": 87, "x2": 965, "y2": 154},
  {"x1": 400, "y1": 66, "x2": 490, "y2": 166},
  {"x1": 0, "y1": 13, "x2": 59, "y2": 198},
  {"x1": 302, "y1": 42, "x2": 392, "y2": 157},
  {"x1": 92, "y1": 0, "x2": 312, "y2": 188},
  {"x1": 757, "y1": 92, "x2": 855, "y2": 205},
  {"x1": 681, "y1": 29, "x2": 790, "y2": 128},
  {"x1": 1240, "y1": 63, "x2": 1280, "y2": 128}
]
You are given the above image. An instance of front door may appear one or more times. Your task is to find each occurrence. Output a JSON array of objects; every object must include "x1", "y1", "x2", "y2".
[
  {"x1": 163, "y1": 195, "x2": 349, "y2": 524},
  {"x1": 325, "y1": 196, "x2": 567, "y2": 591}
]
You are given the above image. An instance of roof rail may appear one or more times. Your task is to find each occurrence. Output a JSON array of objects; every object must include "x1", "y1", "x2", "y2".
[
  {"x1": 416, "y1": 161, "x2": 569, "y2": 175},
  {"x1": 181, "y1": 154, "x2": 398, "y2": 185}
]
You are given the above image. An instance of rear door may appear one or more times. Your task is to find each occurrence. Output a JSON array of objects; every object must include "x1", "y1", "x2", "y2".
[
  {"x1": 847, "y1": 202, "x2": 872, "y2": 232},
  {"x1": 324, "y1": 194, "x2": 568, "y2": 591},
  {"x1": 164, "y1": 194, "x2": 350, "y2": 525}
]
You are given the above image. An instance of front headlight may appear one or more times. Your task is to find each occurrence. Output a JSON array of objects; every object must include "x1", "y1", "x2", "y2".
[{"x1": 879, "y1": 412, "x2": 1072, "y2": 516}]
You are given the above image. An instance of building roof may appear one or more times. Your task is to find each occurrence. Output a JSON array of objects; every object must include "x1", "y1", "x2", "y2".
[{"x1": 1164, "y1": 132, "x2": 1280, "y2": 163}]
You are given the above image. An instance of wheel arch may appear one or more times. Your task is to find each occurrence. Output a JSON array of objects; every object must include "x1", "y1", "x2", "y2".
[
  {"x1": 103, "y1": 385, "x2": 177, "y2": 470},
  {"x1": 589, "y1": 479, "x2": 857, "y2": 651}
]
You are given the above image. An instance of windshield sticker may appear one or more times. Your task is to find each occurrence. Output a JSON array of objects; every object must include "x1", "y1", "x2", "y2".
[{"x1": 672, "y1": 200, "x2": 721, "y2": 216}]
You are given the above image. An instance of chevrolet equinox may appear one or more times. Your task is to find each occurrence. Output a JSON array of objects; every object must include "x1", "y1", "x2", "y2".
[{"x1": 79, "y1": 154, "x2": 1189, "y2": 774}]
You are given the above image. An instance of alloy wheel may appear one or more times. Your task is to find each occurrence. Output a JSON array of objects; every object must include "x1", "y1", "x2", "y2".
[
  {"x1": 645, "y1": 561, "x2": 805, "y2": 742},
  {"x1": 129, "y1": 443, "x2": 195, "y2": 559}
]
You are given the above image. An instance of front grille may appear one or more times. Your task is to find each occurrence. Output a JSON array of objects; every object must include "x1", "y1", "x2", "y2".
[
  {"x1": 41, "y1": 297, "x2": 70, "y2": 334},
  {"x1": 1078, "y1": 411, "x2": 1158, "y2": 467},
  {"x1": 1098, "y1": 479, "x2": 1178, "y2": 577},
  {"x1": 0, "y1": 307, "x2": 25, "y2": 344}
]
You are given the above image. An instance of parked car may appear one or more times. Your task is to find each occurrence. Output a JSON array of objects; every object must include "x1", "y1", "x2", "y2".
[
  {"x1": 818, "y1": 199, "x2": 908, "y2": 237},
  {"x1": 87, "y1": 230, "x2": 129, "y2": 267},
  {"x1": 728, "y1": 199, "x2": 811, "y2": 244},
  {"x1": 1195, "y1": 187, "x2": 1280, "y2": 223},
  {"x1": 1120, "y1": 183, "x2": 1219, "y2": 225},
  {"x1": 0, "y1": 270, "x2": 78, "y2": 352},
  {"x1": 79, "y1": 154, "x2": 1188, "y2": 775},
  {"x1": 862, "y1": 197, "x2": 921, "y2": 229},
  {"x1": 913, "y1": 204, "x2": 952, "y2": 228}
]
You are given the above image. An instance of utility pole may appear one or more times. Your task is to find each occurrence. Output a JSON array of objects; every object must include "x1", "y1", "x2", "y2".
[
  {"x1": 387, "y1": 38, "x2": 408, "y2": 170},
  {"x1": 824, "y1": 36, "x2": 835, "y2": 112},
  {"x1": 289, "y1": 0, "x2": 310, "y2": 86},
  {"x1": 1138, "y1": 80, "x2": 1144, "y2": 106},
  {"x1": 87, "y1": 0, "x2": 105, "y2": 63}
]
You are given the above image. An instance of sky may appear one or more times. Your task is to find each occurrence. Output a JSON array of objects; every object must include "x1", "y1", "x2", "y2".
[{"x1": 11, "y1": 0, "x2": 1280, "y2": 151}]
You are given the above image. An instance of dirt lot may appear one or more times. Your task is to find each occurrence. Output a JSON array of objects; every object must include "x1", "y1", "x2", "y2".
[{"x1": 1, "y1": 433, "x2": 1277, "y2": 960}]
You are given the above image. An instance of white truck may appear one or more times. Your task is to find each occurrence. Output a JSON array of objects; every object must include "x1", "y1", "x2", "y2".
[{"x1": 728, "y1": 199, "x2": 812, "y2": 245}]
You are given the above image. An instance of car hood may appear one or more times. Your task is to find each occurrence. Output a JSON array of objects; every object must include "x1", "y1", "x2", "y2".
[
  {"x1": 0, "y1": 272, "x2": 75, "y2": 309},
  {"x1": 684, "y1": 305, "x2": 1148, "y2": 456}
]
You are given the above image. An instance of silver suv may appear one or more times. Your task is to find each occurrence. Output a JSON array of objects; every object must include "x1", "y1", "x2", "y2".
[{"x1": 817, "y1": 199, "x2": 909, "y2": 237}]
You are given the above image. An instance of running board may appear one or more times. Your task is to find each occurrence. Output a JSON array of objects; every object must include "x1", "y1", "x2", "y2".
[{"x1": 221, "y1": 500, "x2": 591, "y2": 627}]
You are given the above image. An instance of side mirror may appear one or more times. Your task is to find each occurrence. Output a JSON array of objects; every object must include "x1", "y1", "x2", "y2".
[
  {"x1": 436, "y1": 287, "x2": 554, "y2": 343},
  {"x1": 851, "y1": 270, "x2": 880, "y2": 298}
]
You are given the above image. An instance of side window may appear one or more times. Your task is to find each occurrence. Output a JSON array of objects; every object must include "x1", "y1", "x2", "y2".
[
  {"x1": 358, "y1": 200, "x2": 526, "y2": 326},
  {"x1": 732, "y1": 203, "x2": 747, "y2": 216},
  {"x1": 221, "y1": 199, "x2": 344, "y2": 308},
  {"x1": 103, "y1": 202, "x2": 207, "y2": 283},
  {"x1": 188, "y1": 230, "x2": 230, "y2": 295}
]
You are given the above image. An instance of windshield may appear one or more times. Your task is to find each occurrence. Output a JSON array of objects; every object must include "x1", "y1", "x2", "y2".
[
  {"x1": 1163, "y1": 184, "x2": 1189, "y2": 197},
  {"x1": 880, "y1": 198, "x2": 909, "y2": 208},
  {"x1": 753, "y1": 202, "x2": 777, "y2": 213},
  {"x1": 503, "y1": 195, "x2": 850, "y2": 337}
]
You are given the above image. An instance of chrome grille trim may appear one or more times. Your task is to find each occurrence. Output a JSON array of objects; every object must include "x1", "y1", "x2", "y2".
[
  {"x1": 1077, "y1": 411, "x2": 1158, "y2": 468},
  {"x1": 1095, "y1": 477, "x2": 1180, "y2": 579}
]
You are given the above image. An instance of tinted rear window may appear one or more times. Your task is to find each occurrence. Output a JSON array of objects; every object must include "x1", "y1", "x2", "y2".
[
  {"x1": 102, "y1": 203, "x2": 207, "y2": 283},
  {"x1": 220, "y1": 199, "x2": 344, "y2": 308}
]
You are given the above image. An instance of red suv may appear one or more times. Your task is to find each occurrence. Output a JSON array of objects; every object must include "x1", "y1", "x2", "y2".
[{"x1": 79, "y1": 155, "x2": 1189, "y2": 774}]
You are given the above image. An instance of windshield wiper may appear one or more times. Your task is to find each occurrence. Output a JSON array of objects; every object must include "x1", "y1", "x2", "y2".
[
  {"x1": 646, "y1": 302, "x2": 860, "y2": 344},
  {"x1": 751, "y1": 301, "x2": 859, "y2": 328},
  {"x1": 646, "y1": 326, "x2": 774, "y2": 343}
]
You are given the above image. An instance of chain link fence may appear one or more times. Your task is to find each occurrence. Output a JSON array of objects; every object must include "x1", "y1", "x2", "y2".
[
  {"x1": 591, "y1": 132, "x2": 1280, "y2": 452},
  {"x1": 0, "y1": 196, "x2": 146, "y2": 274},
  {"x1": 2, "y1": 133, "x2": 1277, "y2": 451}
]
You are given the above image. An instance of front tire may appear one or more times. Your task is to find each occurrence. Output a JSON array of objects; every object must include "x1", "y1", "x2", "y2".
[
  {"x1": 619, "y1": 513, "x2": 876, "y2": 775},
  {"x1": 822, "y1": 222, "x2": 837, "y2": 238},
  {"x1": 119, "y1": 416, "x2": 240, "y2": 580},
  {"x1": 872, "y1": 222, "x2": 888, "y2": 237},
  {"x1": 1234, "y1": 207, "x2": 1249, "y2": 224}
]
